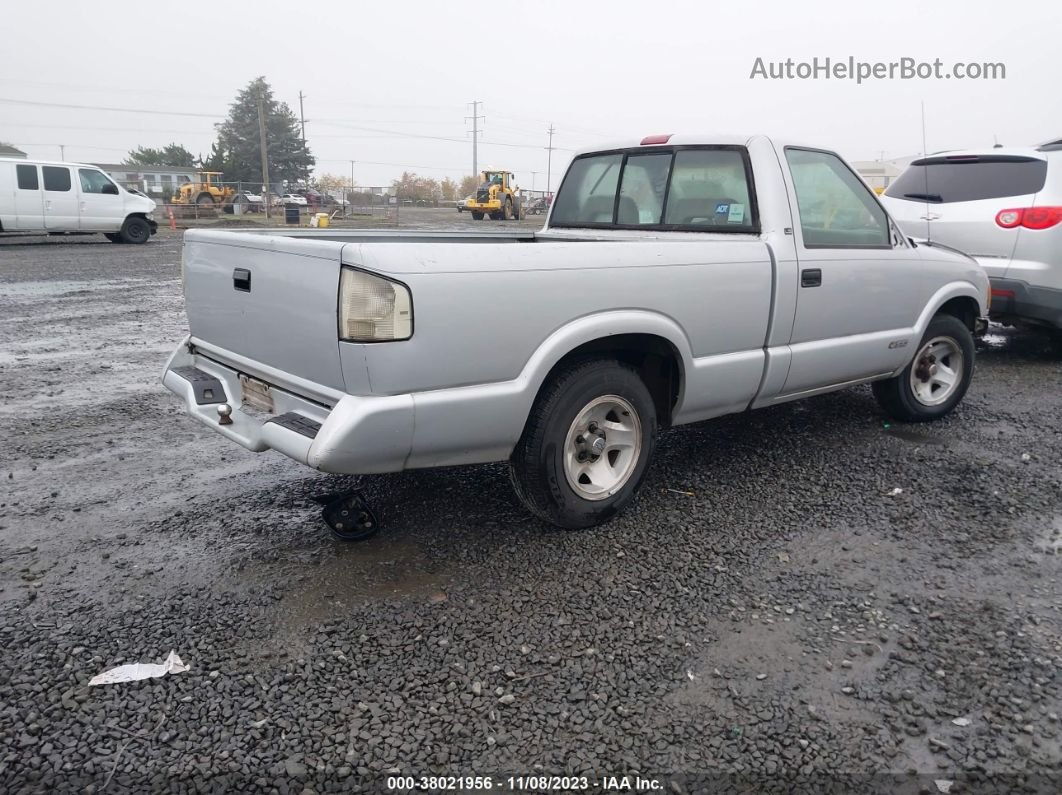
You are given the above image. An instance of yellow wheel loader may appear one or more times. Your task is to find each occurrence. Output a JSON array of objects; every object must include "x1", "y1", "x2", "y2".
[
  {"x1": 463, "y1": 170, "x2": 522, "y2": 221},
  {"x1": 171, "y1": 172, "x2": 237, "y2": 216}
]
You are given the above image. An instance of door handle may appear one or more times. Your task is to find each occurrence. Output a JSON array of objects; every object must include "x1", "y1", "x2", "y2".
[
  {"x1": 801, "y1": 268, "x2": 822, "y2": 288},
  {"x1": 233, "y1": 268, "x2": 251, "y2": 292}
]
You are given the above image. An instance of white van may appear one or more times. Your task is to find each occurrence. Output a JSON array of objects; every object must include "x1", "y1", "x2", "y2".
[{"x1": 0, "y1": 158, "x2": 158, "y2": 244}]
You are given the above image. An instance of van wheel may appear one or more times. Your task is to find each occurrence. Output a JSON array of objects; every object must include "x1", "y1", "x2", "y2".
[
  {"x1": 119, "y1": 216, "x2": 151, "y2": 245},
  {"x1": 104, "y1": 233, "x2": 123, "y2": 244},
  {"x1": 873, "y1": 314, "x2": 975, "y2": 422},
  {"x1": 509, "y1": 359, "x2": 657, "y2": 529}
]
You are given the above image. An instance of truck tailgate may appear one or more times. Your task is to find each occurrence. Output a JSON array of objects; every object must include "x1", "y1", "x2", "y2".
[{"x1": 182, "y1": 231, "x2": 346, "y2": 391}]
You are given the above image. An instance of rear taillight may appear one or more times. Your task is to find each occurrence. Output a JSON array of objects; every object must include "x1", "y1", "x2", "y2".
[
  {"x1": 995, "y1": 206, "x2": 1062, "y2": 230},
  {"x1": 338, "y1": 267, "x2": 413, "y2": 342}
]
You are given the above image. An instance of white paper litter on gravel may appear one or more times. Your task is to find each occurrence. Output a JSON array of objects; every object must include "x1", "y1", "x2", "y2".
[{"x1": 88, "y1": 650, "x2": 189, "y2": 686}]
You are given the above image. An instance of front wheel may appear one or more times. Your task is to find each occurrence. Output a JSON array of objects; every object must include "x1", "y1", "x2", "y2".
[
  {"x1": 119, "y1": 216, "x2": 151, "y2": 245},
  {"x1": 104, "y1": 233, "x2": 123, "y2": 243},
  {"x1": 872, "y1": 314, "x2": 975, "y2": 422},
  {"x1": 471, "y1": 211, "x2": 484, "y2": 220},
  {"x1": 509, "y1": 359, "x2": 657, "y2": 529}
]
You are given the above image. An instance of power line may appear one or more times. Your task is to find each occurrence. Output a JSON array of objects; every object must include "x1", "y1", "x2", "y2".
[{"x1": 0, "y1": 97, "x2": 224, "y2": 118}]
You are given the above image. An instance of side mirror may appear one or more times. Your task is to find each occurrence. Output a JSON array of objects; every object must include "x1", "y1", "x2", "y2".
[{"x1": 101, "y1": 183, "x2": 119, "y2": 195}]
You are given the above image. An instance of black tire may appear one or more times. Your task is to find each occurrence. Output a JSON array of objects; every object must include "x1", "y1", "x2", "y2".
[
  {"x1": 104, "y1": 233, "x2": 123, "y2": 243},
  {"x1": 119, "y1": 216, "x2": 151, "y2": 245},
  {"x1": 196, "y1": 193, "x2": 214, "y2": 207},
  {"x1": 509, "y1": 358, "x2": 657, "y2": 529},
  {"x1": 872, "y1": 314, "x2": 975, "y2": 422},
  {"x1": 501, "y1": 198, "x2": 512, "y2": 220},
  {"x1": 471, "y1": 211, "x2": 484, "y2": 220}
]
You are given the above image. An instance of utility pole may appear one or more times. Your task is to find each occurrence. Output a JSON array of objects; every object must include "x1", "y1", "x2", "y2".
[
  {"x1": 350, "y1": 160, "x2": 356, "y2": 212},
  {"x1": 298, "y1": 91, "x2": 306, "y2": 141},
  {"x1": 545, "y1": 125, "x2": 556, "y2": 196},
  {"x1": 59, "y1": 144, "x2": 65, "y2": 161},
  {"x1": 465, "y1": 100, "x2": 484, "y2": 178},
  {"x1": 257, "y1": 88, "x2": 271, "y2": 221}
]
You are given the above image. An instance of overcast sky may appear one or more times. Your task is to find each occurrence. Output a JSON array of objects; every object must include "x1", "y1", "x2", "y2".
[{"x1": 1, "y1": 0, "x2": 1058, "y2": 190}]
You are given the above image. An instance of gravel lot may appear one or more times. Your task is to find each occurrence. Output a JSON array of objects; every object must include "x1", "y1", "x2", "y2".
[{"x1": 1, "y1": 215, "x2": 1060, "y2": 794}]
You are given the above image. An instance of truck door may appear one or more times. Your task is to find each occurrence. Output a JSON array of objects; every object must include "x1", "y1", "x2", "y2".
[
  {"x1": 14, "y1": 163, "x2": 45, "y2": 230},
  {"x1": 77, "y1": 168, "x2": 124, "y2": 231},
  {"x1": 41, "y1": 165, "x2": 79, "y2": 230},
  {"x1": 779, "y1": 147, "x2": 926, "y2": 396}
]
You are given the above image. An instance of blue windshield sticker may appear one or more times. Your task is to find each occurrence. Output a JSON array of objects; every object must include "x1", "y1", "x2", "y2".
[{"x1": 714, "y1": 203, "x2": 730, "y2": 215}]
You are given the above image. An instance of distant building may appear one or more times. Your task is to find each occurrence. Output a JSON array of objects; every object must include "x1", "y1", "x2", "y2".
[
  {"x1": 0, "y1": 144, "x2": 28, "y2": 159},
  {"x1": 93, "y1": 163, "x2": 199, "y2": 197},
  {"x1": 851, "y1": 156, "x2": 917, "y2": 193}
]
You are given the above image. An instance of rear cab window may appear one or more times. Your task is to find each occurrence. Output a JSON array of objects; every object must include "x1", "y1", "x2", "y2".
[
  {"x1": 16, "y1": 164, "x2": 39, "y2": 190},
  {"x1": 884, "y1": 155, "x2": 1048, "y2": 204},
  {"x1": 42, "y1": 166, "x2": 72, "y2": 192},
  {"x1": 550, "y1": 146, "x2": 758, "y2": 232}
]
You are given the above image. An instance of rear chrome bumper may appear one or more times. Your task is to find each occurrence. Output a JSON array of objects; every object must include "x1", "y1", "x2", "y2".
[{"x1": 161, "y1": 337, "x2": 414, "y2": 473}]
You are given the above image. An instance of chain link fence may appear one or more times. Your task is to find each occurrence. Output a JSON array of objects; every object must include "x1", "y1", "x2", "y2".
[{"x1": 113, "y1": 177, "x2": 399, "y2": 228}]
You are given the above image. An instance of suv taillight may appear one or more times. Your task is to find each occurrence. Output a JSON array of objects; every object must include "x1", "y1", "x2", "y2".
[{"x1": 995, "y1": 206, "x2": 1062, "y2": 230}]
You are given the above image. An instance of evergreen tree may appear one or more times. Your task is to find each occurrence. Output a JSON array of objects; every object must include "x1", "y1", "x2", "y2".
[
  {"x1": 210, "y1": 77, "x2": 314, "y2": 186},
  {"x1": 127, "y1": 143, "x2": 196, "y2": 167}
]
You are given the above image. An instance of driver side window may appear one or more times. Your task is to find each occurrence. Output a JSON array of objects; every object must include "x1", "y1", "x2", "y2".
[
  {"x1": 785, "y1": 149, "x2": 890, "y2": 248},
  {"x1": 79, "y1": 169, "x2": 116, "y2": 195}
]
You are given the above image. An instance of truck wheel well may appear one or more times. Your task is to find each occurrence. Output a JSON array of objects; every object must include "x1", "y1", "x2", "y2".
[
  {"x1": 937, "y1": 297, "x2": 979, "y2": 331},
  {"x1": 545, "y1": 334, "x2": 683, "y2": 428}
]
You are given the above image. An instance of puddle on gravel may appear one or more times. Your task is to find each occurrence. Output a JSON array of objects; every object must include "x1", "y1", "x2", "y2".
[
  {"x1": 1033, "y1": 516, "x2": 1062, "y2": 555},
  {"x1": 270, "y1": 538, "x2": 448, "y2": 632},
  {"x1": 0, "y1": 278, "x2": 159, "y2": 299},
  {"x1": 883, "y1": 427, "x2": 947, "y2": 446}
]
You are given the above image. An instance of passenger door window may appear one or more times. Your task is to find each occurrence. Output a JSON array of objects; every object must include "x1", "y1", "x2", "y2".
[
  {"x1": 785, "y1": 148, "x2": 890, "y2": 248},
  {"x1": 42, "y1": 166, "x2": 72, "y2": 192},
  {"x1": 79, "y1": 168, "x2": 117, "y2": 194},
  {"x1": 16, "y1": 164, "x2": 39, "y2": 190}
]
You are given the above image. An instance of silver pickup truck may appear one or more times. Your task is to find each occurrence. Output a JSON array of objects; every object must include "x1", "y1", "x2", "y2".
[{"x1": 163, "y1": 134, "x2": 989, "y2": 529}]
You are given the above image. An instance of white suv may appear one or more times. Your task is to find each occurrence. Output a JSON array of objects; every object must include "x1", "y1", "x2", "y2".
[{"x1": 882, "y1": 141, "x2": 1062, "y2": 336}]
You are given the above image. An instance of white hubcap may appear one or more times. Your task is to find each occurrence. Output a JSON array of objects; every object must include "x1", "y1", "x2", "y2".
[
  {"x1": 910, "y1": 336, "x2": 963, "y2": 406},
  {"x1": 563, "y1": 395, "x2": 642, "y2": 501}
]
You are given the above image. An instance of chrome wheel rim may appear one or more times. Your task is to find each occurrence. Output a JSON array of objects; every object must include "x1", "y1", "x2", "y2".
[
  {"x1": 563, "y1": 395, "x2": 642, "y2": 501},
  {"x1": 910, "y1": 336, "x2": 964, "y2": 406}
]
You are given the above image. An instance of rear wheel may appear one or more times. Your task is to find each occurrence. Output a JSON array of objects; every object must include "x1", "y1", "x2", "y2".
[
  {"x1": 872, "y1": 314, "x2": 975, "y2": 422},
  {"x1": 196, "y1": 193, "x2": 214, "y2": 207},
  {"x1": 509, "y1": 359, "x2": 657, "y2": 529},
  {"x1": 501, "y1": 198, "x2": 512, "y2": 220},
  {"x1": 471, "y1": 211, "x2": 484, "y2": 220},
  {"x1": 119, "y1": 216, "x2": 151, "y2": 245}
]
